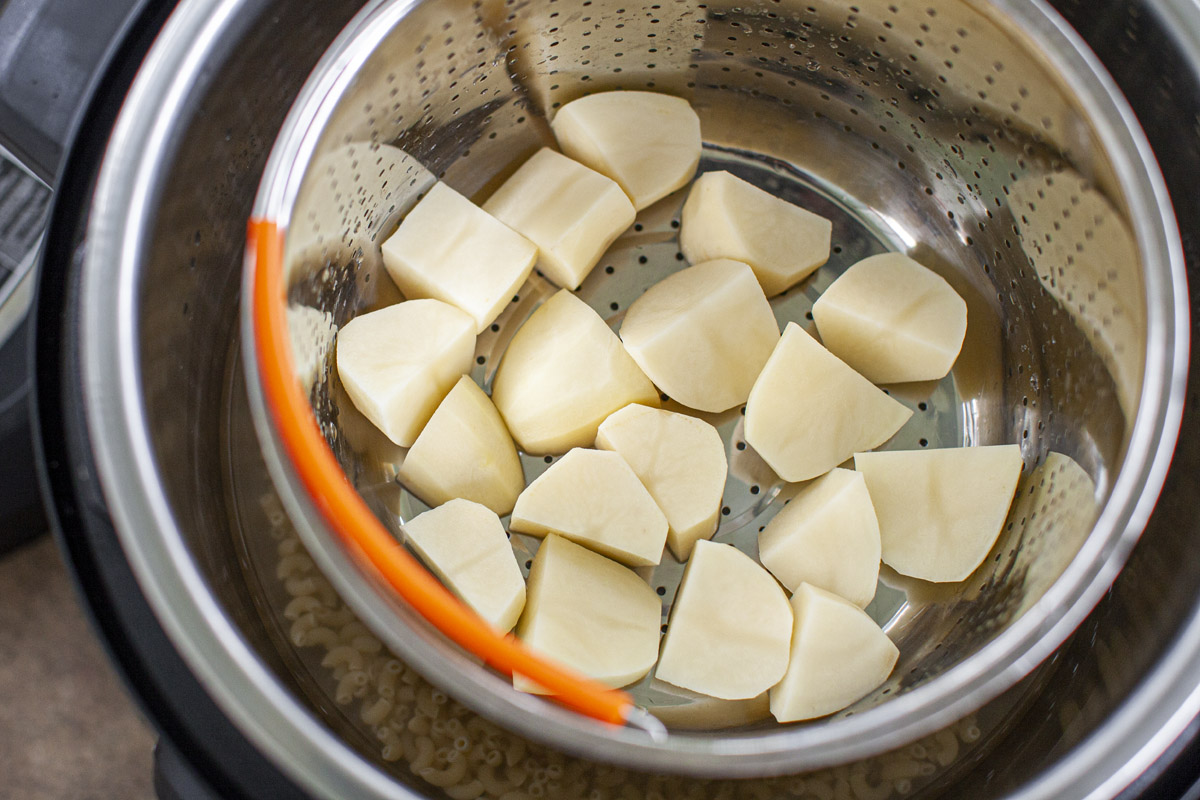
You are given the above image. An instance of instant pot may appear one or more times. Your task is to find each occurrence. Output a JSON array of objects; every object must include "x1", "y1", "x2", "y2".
[{"x1": 5, "y1": 0, "x2": 1200, "y2": 797}]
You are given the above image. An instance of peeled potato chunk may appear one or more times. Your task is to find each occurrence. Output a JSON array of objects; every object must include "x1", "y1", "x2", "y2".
[
  {"x1": 854, "y1": 445, "x2": 1023, "y2": 583},
  {"x1": 403, "y1": 499, "x2": 526, "y2": 632},
  {"x1": 483, "y1": 147, "x2": 636, "y2": 290},
  {"x1": 679, "y1": 171, "x2": 832, "y2": 297},
  {"x1": 657, "y1": 540, "x2": 793, "y2": 700},
  {"x1": 510, "y1": 448, "x2": 668, "y2": 567},
  {"x1": 812, "y1": 252, "x2": 968, "y2": 383},
  {"x1": 381, "y1": 182, "x2": 537, "y2": 333},
  {"x1": 397, "y1": 375, "x2": 525, "y2": 516},
  {"x1": 770, "y1": 583, "x2": 899, "y2": 722},
  {"x1": 492, "y1": 289, "x2": 659, "y2": 454},
  {"x1": 515, "y1": 534, "x2": 660, "y2": 692},
  {"x1": 620, "y1": 259, "x2": 780, "y2": 412},
  {"x1": 335, "y1": 299, "x2": 475, "y2": 447},
  {"x1": 551, "y1": 90, "x2": 701, "y2": 210},
  {"x1": 758, "y1": 468, "x2": 881, "y2": 608},
  {"x1": 745, "y1": 323, "x2": 912, "y2": 482},
  {"x1": 595, "y1": 404, "x2": 727, "y2": 561}
]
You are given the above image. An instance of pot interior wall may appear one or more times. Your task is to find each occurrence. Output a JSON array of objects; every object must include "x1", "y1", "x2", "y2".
[{"x1": 114, "y1": 0, "x2": 1180, "y2": 795}]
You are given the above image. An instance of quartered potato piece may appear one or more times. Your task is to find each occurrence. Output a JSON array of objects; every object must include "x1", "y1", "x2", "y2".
[
  {"x1": 745, "y1": 322, "x2": 912, "y2": 482},
  {"x1": 335, "y1": 299, "x2": 475, "y2": 447},
  {"x1": 403, "y1": 499, "x2": 526, "y2": 632},
  {"x1": 854, "y1": 445, "x2": 1023, "y2": 583},
  {"x1": 679, "y1": 170, "x2": 832, "y2": 297},
  {"x1": 483, "y1": 147, "x2": 635, "y2": 290},
  {"x1": 509, "y1": 448, "x2": 668, "y2": 567},
  {"x1": 656, "y1": 540, "x2": 793, "y2": 700},
  {"x1": 812, "y1": 252, "x2": 968, "y2": 383},
  {"x1": 595, "y1": 404, "x2": 727, "y2": 561},
  {"x1": 492, "y1": 289, "x2": 659, "y2": 454},
  {"x1": 382, "y1": 182, "x2": 537, "y2": 333},
  {"x1": 620, "y1": 259, "x2": 780, "y2": 413},
  {"x1": 397, "y1": 375, "x2": 525, "y2": 516},
  {"x1": 551, "y1": 90, "x2": 701, "y2": 210},
  {"x1": 515, "y1": 534, "x2": 661, "y2": 692},
  {"x1": 758, "y1": 468, "x2": 881, "y2": 608},
  {"x1": 769, "y1": 583, "x2": 898, "y2": 722}
]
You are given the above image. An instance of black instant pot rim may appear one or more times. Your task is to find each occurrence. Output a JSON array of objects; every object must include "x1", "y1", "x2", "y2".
[
  {"x1": 23, "y1": 0, "x2": 1200, "y2": 798},
  {"x1": 28, "y1": 1, "x2": 308, "y2": 797}
]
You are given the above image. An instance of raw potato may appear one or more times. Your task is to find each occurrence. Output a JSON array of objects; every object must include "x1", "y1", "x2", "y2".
[
  {"x1": 403, "y1": 499, "x2": 526, "y2": 632},
  {"x1": 595, "y1": 404, "x2": 727, "y2": 561},
  {"x1": 381, "y1": 182, "x2": 537, "y2": 333},
  {"x1": 656, "y1": 540, "x2": 793, "y2": 700},
  {"x1": 515, "y1": 534, "x2": 661, "y2": 692},
  {"x1": 745, "y1": 322, "x2": 912, "y2": 482},
  {"x1": 679, "y1": 171, "x2": 833, "y2": 297},
  {"x1": 551, "y1": 90, "x2": 701, "y2": 210},
  {"x1": 854, "y1": 445, "x2": 1024, "y2": 583},
  {"x1": 335, "y1": 299, "x2": 475, "y2": 447},
  {"x1": 491, "y1": 289, "x2": 659, "y2": 454},
  {"x1": 619, "y1": 259, "x2": 781, "y2": 412},
  {"x1": 812, "y1": 252, "x2": 968, "y2": 383},
  {"x1": 483, "y1": 147, "x2": 636, "y2": 290},
  {"x1": 509, "y1": 448, "x2": 669, "y2": 567},
  {"x1": 769, "y1": 583, "x2": 899, "y2": 722},
  {"x1": 397, "y1": 375, "x2": 525, "y2": 516},
  {"x1": 758, "y1": 468, "x2": 881, "y2": 608}
]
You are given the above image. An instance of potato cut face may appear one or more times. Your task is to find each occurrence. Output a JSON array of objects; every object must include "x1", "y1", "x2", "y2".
[
  {"x1": 515, "y1": 534, "x2": 661, "y2": 691},
  {"x1": 758, "y1": 468, "x2": 881, "y2": 608},
  {"x1": 403, "y1": 499, "x2": 526, "y2": 632},
  {"x1": 509, "y1": 448, "x2": 668, "y2": 567},
  {"x1": 492, "y1": 289, "x2": 659, "y2": 454},
  {"x1": 396, "y1": 375, "x2": 526, "y2": 516},
  {"x1": 483, "y1": 147, "x2": 635, "y2": 291},
  {"x1": 854, "y1": 445, "x2": 1023, "y2": 583},
  {"x1": 745, "y1": 322, "x2": 912, "y2": 482},
  {"x1": 596, "y1": 403, "x2": 727, "y2": 561},
  {"x1": 381, "y1": 182, "x2": 537, "y2": 333},
  {"x1": 619, "y1": 259, "x2": 781, "y2": 413},
  {"x1": 551, "y1": 90, "x2": 701, "y2": 210},
  {"x1": 812, "y1": 252, "x2": 968, "y2": 383},
  {"x1": 679, "y1": 171, "x2": 833, "y2": 297},
  {"x1": 335, "y1": 299, "x2": 476, "y2": 447},
  {"x1": 769, "y1": 583, "x2": 899, "y2": 722},
  {"x1": 656, "y1": 540, "x2": 793, "y2": 699}
]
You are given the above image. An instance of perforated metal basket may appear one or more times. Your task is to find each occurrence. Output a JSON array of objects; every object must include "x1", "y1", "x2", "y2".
[{"x1": 242, "y1": 0, "x2": 1188, "y2": 778}]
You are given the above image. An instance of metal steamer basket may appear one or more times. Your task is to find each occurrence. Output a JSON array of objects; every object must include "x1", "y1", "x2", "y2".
[
  {"x1": 69, "y1": 0, "x2": 1191, "y2": 796},
  {"x1": 244, "y1": 0, "x2": 1185, "y2": 776}
]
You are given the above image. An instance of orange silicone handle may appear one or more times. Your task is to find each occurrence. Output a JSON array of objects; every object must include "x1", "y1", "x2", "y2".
[{"x1": 248, "y1": 219, "x2": 634, "y2": 726}]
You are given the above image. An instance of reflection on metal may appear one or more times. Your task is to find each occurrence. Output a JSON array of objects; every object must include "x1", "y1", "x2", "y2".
[{"x1": 286, "y1": 304, "x2": 337, "y2": 395}]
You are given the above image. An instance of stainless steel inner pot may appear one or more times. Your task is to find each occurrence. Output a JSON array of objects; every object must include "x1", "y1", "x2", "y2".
[{"x1": 72, "y1": 0, "x2": 1192, "y2": 796}]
